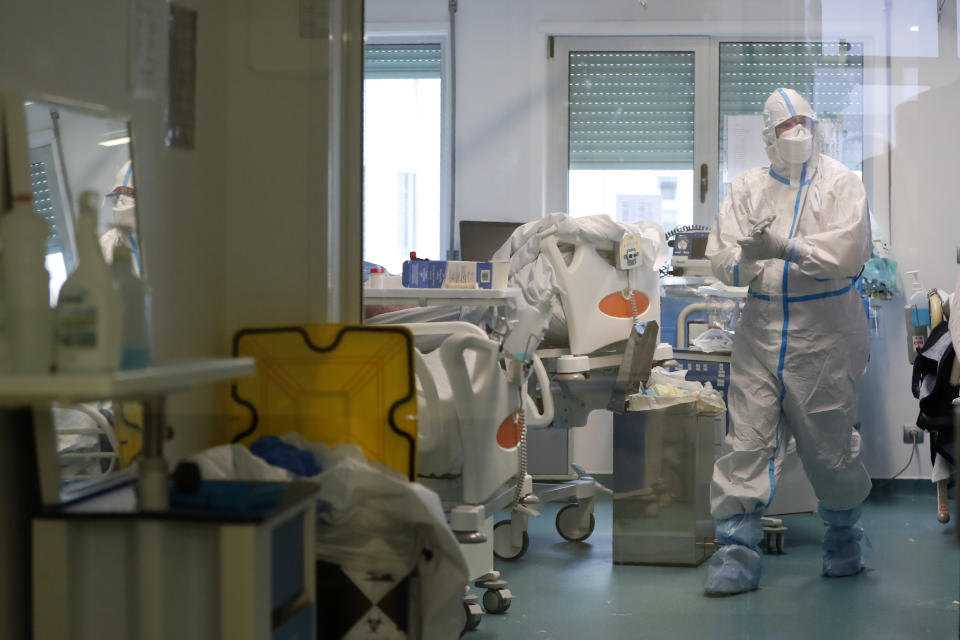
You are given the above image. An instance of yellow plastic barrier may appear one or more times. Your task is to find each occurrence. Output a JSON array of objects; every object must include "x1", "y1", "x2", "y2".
[{"x1": 228, "y1": 324, "x2": 417, "y2": 480}]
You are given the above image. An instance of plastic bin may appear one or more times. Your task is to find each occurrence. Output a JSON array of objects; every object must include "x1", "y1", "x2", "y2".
[{"x1": 612, "y1": 396, "x2": 721, "y2": 566}]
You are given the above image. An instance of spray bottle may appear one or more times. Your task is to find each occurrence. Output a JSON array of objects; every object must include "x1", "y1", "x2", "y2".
[
  {"x1": 55, "y1": 191, "x2": 122, "y2": 372},
  {"x1": 904, "y1": 270, "x2": 930, "y2": 364}
]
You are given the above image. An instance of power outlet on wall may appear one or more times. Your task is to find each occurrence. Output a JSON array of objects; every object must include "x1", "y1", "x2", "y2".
[{"x1": 903, "y1": 424, "x2": 924, "y2": 444}]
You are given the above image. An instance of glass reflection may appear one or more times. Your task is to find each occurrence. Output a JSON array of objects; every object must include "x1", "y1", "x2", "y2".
[{"x1": 23, "y1": 99, "x2": 142, "y2": 488}]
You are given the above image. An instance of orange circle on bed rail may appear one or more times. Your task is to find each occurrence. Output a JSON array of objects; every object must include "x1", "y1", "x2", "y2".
[
  {"x1": 598, "y1": 291, "x2": 650, "y2": 318},
  {"x1": 497, "y1": 415, "x2": 521, "y2": 449}
]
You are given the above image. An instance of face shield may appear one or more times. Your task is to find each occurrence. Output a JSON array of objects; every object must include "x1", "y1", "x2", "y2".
[
  {"x1": 103, "y1": 160, "x2": 136, "y2": 230},
  {"x1": 761, "y1": 88, "x2": 821, "y2": 182}
]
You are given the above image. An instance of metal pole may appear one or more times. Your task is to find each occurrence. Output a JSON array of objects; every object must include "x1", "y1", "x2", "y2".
[{"x1": 447, "y1": 0, "x2": 458, "y2": 259}]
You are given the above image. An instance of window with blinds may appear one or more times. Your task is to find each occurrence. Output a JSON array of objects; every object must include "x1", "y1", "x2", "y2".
[
  {"x1": 568, "y1": 51, "x2": 695, "y2": 170},
  {"x1": 364, "y1": 44, "x2": 441, "y2": 79},
  {"x1": 718, "y1": 41, "x2": 864, "y2": 195},
  {"x1": 30, "y1": 160, "x2": 62, "y2": 254},
  {"x1": 362, "y1": 41, "x2": 445, "y2": 273}
]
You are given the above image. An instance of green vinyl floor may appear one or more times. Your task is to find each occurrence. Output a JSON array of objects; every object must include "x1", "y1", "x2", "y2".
[{"x1": 471, "y1": 482, "x2": 959, "y2": 640}]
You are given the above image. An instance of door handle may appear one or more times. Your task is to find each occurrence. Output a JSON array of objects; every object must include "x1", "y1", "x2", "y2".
[{"x1": 700, "y1": 163, "x2": 708, "y2": 204}]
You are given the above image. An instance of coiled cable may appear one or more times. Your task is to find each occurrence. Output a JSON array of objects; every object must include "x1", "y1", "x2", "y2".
[{"x1": 511, "y1": 404, "x2": 527, "y2": 508}]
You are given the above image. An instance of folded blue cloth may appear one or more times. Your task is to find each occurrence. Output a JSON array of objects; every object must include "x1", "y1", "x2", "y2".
[{"x1": 251, "y1": 436, "x2": 323, "y2": 477}]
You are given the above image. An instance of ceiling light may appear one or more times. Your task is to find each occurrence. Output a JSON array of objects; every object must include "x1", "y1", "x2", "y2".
[
  {"x1": 98, "y1": 127, "x2": 131, "y2": 147},
  {"x1": 909, "y1": 25, "x2": 920, "y2": 31},
  {"x1": 98, "y1": 135, "x2": 131, "y2": 147}
]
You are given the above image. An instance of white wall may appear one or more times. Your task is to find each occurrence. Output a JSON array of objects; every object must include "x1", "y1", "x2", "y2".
[
  {"x1": 863, "y1": 0, "x2": 960, "y2": 479},
  {"x1": 0, "y1": 0, "x2": 228, "y2": 633},
  {"x1": 367, "y1": 0, "x2": 960, "y2": 478},
  {"x1": 222, "y1": 2, "x2": 329, "y2": 331},
  {"x1": 0, "y1": 0, "x2": 232, "y2": 454}
]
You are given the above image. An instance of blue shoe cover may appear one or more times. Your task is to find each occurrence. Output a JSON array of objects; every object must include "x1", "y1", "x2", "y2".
[
  {"x1": 705, "y1": 513, "x2": 764, "y2": 595},
  {"x1": 819, "y1": 504, "x2": 865, "y2": 577}
]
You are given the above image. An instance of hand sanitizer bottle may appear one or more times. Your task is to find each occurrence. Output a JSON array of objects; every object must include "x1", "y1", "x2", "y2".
[{"x1": 55, "y1": 191, "x2": 122, "y2": 372}]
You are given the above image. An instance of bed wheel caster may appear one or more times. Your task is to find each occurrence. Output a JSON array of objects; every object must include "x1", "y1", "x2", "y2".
[
  {"x1": 482, "y1": 588, "x2": 513, "y2": 614},
  {"x1": 555, "y1": 503, "x2": 596, "y2": 542},
  {"x1": 762, "y1": 527, "x2": 787, "y2": 554},
  {"x1": 493, "y1": 519, "x2": 529, "y2": 560},
  {"x1": 461, "y1": 598, "x2": 483, "y2": 633}
]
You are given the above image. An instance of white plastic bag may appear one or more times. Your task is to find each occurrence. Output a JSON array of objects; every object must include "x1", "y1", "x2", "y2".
[
  {"x1": 314, "y1": 457, "x2": 468, "y2": 639},
  {"x1": 188, "y1": 441, "x2": 468, "y2": 639},
  {"x1": 691, "y1": 327, "x2": 734, "y2": 353}
]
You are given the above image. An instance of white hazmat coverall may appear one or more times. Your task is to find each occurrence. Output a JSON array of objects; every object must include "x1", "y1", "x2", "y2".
[{"x1": 703, "y1": 88, "x2": 872, "y2": 593}]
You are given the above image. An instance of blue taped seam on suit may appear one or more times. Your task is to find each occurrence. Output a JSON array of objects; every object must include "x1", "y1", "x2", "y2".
[
  {"x1": 768, "y1": 167, "x2": 812, "y2": 187},
  {"x1": 786, "y1": 280, "x2": 855, "y2": 302},
  {"x1": 769, "y1": 168, "x2": 790, "y2": 185},
  {"x1": 764, "y1": 425, "x2": 782, "y2": 508},
  {"x1": 748, "y1": 280, "x2": 855, "y2": 303},
  {"x1": 788, "y1": 164, "x2": 806, "y2": 237},
  {"x1": 769, "y1": 161, "x2": 806, "y2": 507},
  {"x1": 129, "y1": 233, "x2": 142, "y2": 275},
  {"x1": 777, "y1": 87, "x2": 797, "y2": 117}
]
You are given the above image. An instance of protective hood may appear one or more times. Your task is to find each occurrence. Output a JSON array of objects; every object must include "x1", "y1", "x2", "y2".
[
  {"x1": 106, "y1": 160, "x2": 136, "y2": 228},
  {"x1": 762, "y1": 88, "x2": 821, "y2": 185}
]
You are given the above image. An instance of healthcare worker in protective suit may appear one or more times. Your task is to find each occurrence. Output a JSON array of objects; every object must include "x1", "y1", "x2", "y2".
[
  {"x1": 704, "y1": 88, "x2": 872, "y2": 595},
  {"x1": 99, "y1": 160, "x2": 141, "y2": 274}
]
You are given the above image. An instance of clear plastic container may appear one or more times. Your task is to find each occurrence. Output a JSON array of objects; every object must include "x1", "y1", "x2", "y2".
[{"x1": 111, "y1": 245, "x2": 152, "y2": 369}]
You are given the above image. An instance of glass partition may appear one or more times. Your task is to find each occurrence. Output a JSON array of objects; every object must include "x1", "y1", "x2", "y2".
[{"x1": 22, "y1": 98, "x2": 142, "y2": 489}]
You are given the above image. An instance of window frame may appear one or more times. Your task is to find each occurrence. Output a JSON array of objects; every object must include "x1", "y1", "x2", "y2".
[
  {"x1": 362, "y1": 33, "x2": 453, "y2": 262},
  {"x1": 548, "y1": 35, "x2": 890, "y2": 235},
  {"x1": 547, "y1": 36, "x2": 717, "y2": 226},
  {"x1": 714, "y1": 35, "x2": 888, "y2": 241}
]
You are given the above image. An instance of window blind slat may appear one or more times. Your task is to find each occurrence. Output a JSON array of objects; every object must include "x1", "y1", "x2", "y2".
[
  {"x1": 30, "y1": 161, "x2": 60, "y2": 254},
  {"x1": 569, "y1": 51, "x2": 695, "y2": 170},
  {"x1": 364, "y1": 44, "x2": 441, "y2": 79},
  {"x1": 719, "y1": 41, "x2": 864, "y2": 179}
]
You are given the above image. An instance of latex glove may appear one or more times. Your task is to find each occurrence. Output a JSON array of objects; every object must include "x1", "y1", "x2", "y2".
[{"x1": 738, "y1": 229, "x2": 793, "y2": 261}]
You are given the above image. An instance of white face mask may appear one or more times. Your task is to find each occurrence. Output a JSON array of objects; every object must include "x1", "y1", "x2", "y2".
[{"x1": 776, "y1": 125, "x2": 813, "y2": 164}]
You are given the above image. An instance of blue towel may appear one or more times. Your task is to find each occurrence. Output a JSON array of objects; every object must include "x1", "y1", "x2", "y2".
[{"x1": 250, "y1": 436, "x2": 323, "y2": 477}]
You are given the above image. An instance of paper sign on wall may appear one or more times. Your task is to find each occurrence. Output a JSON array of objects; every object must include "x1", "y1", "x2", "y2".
[
  {"x1": 616, "y1": 194, "x2": 662, "y2": 225},
  {"x1": 724, "y1": 114, "x2": 767, "y2": 183}
]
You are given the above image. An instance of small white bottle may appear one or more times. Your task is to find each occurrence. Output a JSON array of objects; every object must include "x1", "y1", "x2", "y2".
[
  {"x1": 368, "y1": 266, "x2": 386, "y2": 289},
  {"x1": 55, "y1": 191, "x2": 122, "y2": 372},
  {"x1": 110, "y1": 244, "x2": 152, "y2": 369},
  {"x1": 0, "y1": 199, "x2": 53, "y2": 373}
]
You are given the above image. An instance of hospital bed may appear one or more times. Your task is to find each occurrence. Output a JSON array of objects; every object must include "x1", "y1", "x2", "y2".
[
  {"x1": 53, "y1": 403, "x2": 121, "y2": 483},
  {"x1": 409, "y1": 321, "x2": 553, "y2": 623},
  {"x1": 369, "y1": 214, "x2": 671, "y2": 563},
  {"x1": 489, "y1": 224, "x2": 673, "y2": 560}
]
